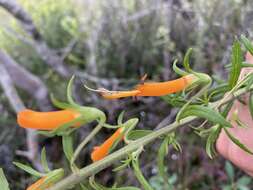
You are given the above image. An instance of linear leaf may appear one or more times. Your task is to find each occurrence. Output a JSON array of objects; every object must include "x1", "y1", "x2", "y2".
[
  {"x1": 241, "y1": 35, "x2": 253, "y2": 55},
  {"x1": 172, "y1": 59, "x2": 188, "y2": 76},
  {"x1": 178, "y1": 105, "x2": 232, "y2": 128},
  {"x1": 67, "y1": 75, "x2": 78, "y2": 106},
  {"x1": 183, "y1": 48, "x2": 193, "y2": 72},
  {"x1": 132, "y1": 159, "x2": 154, "y2": 190},
  {"x1": 249, "y1": 92, "x2": 253, "y2": 119},
  {"x1": 225, "y1": 161, "x2": 234, "y2": 182},
  {"x1": 228, "y1": 39, "x2": 242, "y2": 89},
  {"x1": 13, "y1": 162, "x2": 45, "y2": 177},
  {"x1": 126, "y1": 130, "x2": 152, "y2": 141},
  {"x1": 206, "y1": 126, "x2": 221, "y2": 158},
  {"x1": 224, "y1": 128, "x2": 253, "y2": 155},
  {"x1": 41, "y1": 147, "x2": 50, "y2": 173},
  {"x1": 62, "y1": 135, "x2": 74, "y2": 162},
  {"x1": 246, "y1": 73, "x2": 253, "y2": 90},
  {"x1": 157, "y1": 137, "x2": 171, "y2": 189},
  {"x1": 50, "y1": 94, "x2": 72, "y2": 109},
  {"x1": 0, "y1": 168, "x2": 10, "y2": 190}
]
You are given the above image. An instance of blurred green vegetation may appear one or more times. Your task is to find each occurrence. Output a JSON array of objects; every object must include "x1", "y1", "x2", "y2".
[{"x1": 0, "y1": 0, "x2": 253, "y2": 189}]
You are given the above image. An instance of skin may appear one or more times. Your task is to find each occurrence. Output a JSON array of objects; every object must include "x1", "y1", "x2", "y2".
[{"x1": 216, "y1": 52, "x2": 253, "y2": 176}]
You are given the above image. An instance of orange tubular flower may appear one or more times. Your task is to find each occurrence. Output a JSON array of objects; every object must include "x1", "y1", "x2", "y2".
[
  {"x1": 100, "y1": 74, "x2": 195, "y2": 99},
  {"x1": 91, "y1": 127, "x2": 124, "y2": 162},
  {"x1": 27, "y1": 177, "x2": 51, "y2": 190},
  {"x1": 17, "y1": 109, "x2": 81, "y2": 130}
]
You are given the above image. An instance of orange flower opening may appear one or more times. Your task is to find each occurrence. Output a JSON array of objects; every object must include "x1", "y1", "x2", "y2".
[
  {"x1": 91, "y1": 127, "x2": 124, "y2": 162},
  {"x1": 27, "y1": 177, "x2": 51, "y2": 190},
  {"x1": 17, "y1": 109, "x2": 81, "y2": 130},
  {"x1": 99, "y1": 74, "x2": 195, "y2": 99}
]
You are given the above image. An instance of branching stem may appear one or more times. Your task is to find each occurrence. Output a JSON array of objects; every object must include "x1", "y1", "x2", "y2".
[{"x1": 47, "y1": 85, "x2": 253, "y2": 190}]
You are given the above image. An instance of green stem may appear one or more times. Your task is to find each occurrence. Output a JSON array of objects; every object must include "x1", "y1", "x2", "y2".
[
  {"x1": 71, "y1": 122, "x2": 104, "y2": 170},
  {"x1": 132, "y1": 158, "x2": 154, "y2": 190},
  {"x1": 47, "y1": 85, "x2": 253, "y2": 190}
]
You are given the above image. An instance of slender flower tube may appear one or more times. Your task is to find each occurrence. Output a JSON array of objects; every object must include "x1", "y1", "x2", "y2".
[
  {"x1": 27, "y1": 177, "x2": 50, "y2": 190},
  {"x1": 99, "y1": 74, "x2": 196, "y2": 99},
  {"x1": 91, "y1": 127, "x2": 124, "y2": 162},
  {"x1": 17, "y1": 109, "x2": 81, "y2": 130}
]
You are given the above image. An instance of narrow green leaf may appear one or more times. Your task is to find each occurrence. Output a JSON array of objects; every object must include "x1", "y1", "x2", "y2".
[
  {"x1": 80, "y1": 183, "x2": 89, "y2": 190},
  {"x1": 225, "y1": 161, "x2": 234, "y2": 182},
  {"x1": 41, "y1": 147, "x2": 50, "y2": 173},
  {"x1": 246, "y1": 73, "x2": 253, "y2": 90},
  {"x1": 172, "y1": 59, "x2": 188, "y2": 76},
  {"x1": 108, "y1": 187, "x2": 140, "y2": 190},
  {"x1": 206, "y1": 125, "x2": 221, "y2": 158},
  {"x1": 221, "y1": 101, "x2": 233, "y2": 118},
  {"x1": 117, "y1": 111, "x2": 125, "y2": 125},
  {"x1": 224, "y1": 128, "x2": 253, "y2": 155},
  {"x1": 161, "y1": 93, "x2": 186, "y2": 107},
  {"x1": 0, "y1": 168, "x2": 10, "y2": 190},
  {"x1": 132, "y1": 159, "x2": 154, "y2": 190},
  {"x1": 126, "y1": 130, "x2": 152, "y2": 141},
  {"x1": 249, "y1": 92, "x2": 253, "y2": 119},
  {"x1": 241, "y1": 35, "x2": 253, "y2": 55},
  {"x1": 224, "y1": 62, "x2": 253, "y2": 69},
  {"x1": 228, "y1": 39, "x2": 242, "y2": 89},
  {"x1": 208, "y1": 84, "x2": 230, "y2": 101},
  {"x1": 67, "y1": 75, "x2": 78, "y2": 106},
  {"x1": 157, "y1": 136, "x2": 171, "y2": 189},
  {"x1": 50, "y1": 94, "x2": 72, "y2": 109},
  {"x1": 237, "y1": 176, "x2": 251, "y2": 186},
  {"x1": 113, "y1": 158, "x2": 132, "y2": 172},
  {"x1": 183, "y1": 48, "x2": 193, "y2": 72},
  {"x1": 13, "y1": 162, "x2": 45, "y2": 177},
  {"x1": 62, "y1": 135, "x2": 74, "y2": 162},
  {"x1": 178, "y1": 105, "x2": 232, "y2": 128}
]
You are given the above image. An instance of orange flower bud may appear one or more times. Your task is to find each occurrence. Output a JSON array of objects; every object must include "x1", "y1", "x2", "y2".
[
  {"x1": 17, "y1": 109, "x2": 81, "y2": 130},
  {"x1": 91, "y1": 128, "x2": 124, "y2": 162}
]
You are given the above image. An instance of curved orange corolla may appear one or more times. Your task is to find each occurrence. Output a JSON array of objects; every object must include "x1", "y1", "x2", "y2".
[
  {"x1": 27, "y1": 177, "x2": 51, "y2": 190},
  {"x1": 91, "y1": 127, "x2": 124, "y2": 162},
  {"x1": 17, "y1": 109, "x2": 81, "y2": 130},
  {"x1": 100, "y1": 74, "x2": 195, "y2": 99}
]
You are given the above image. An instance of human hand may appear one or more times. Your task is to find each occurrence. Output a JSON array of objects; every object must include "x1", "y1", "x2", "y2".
[{"x1": 216, "y1": 52, "x2": 253, "y2": 176}]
